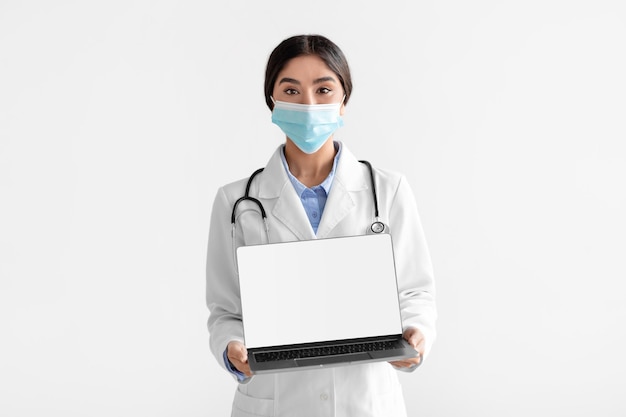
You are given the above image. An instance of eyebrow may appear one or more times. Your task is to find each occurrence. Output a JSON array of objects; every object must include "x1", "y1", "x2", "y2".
[{"x1": 278, "y1": 76, "x2": 337, "y2": 85}]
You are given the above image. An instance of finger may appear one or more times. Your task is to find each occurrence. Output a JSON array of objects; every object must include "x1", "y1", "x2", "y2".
[
  {"x1": 228, "y1": 347, "x2": 248, "y2": 366},
  {"x1": 228, "y1": 355, "x2": 253, "y2": 377},
  {"x1": 404, "y1": 328, "x2": 424, "y2": 349},
  {"x1": 402, "y1": 353, "x2": 422, "y2": 366},
  {"x1": 234, "y1": 346, "x2": 249, "y2": 362},
  {"x1": 228, "y1": 342, "x2": 249, "y2": 361},
  {"x1": 389, "y1": 359, "x2": 417, "y2": 368},
  {"x1": 234, "y1": 360, "x2": 253, "y2": 377},
  {"x1": 389, "y1": 359, "x2": 419, "y2": 368},
  {"x1": 389, "y1": 351, "x2": 422, "y2": 368},
  {"x1": 227, "y1": 352, "x2": 248, "y2": 367},
  {"x1": 402, "y1": 328, "x2": 415, "y2": 346}
]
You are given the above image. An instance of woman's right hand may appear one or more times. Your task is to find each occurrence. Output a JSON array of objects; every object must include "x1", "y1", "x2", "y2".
[{"x1": 227, "y1": 341, "x2": 253, "y2": 377}]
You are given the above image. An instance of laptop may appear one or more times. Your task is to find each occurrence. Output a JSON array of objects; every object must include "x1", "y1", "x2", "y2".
[{"x1": 235, "y1": 233, "x2": 417, "y2": 374}]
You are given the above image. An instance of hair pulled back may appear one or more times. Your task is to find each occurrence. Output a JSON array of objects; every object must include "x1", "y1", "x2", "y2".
[{"x1": 264, "y1": 35, "x2": 353, "y2": 110}]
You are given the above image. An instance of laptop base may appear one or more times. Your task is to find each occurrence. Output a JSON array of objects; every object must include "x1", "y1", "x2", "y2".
[{"x1": 248, "y1": 334, "x2": 417, "y2": 374}]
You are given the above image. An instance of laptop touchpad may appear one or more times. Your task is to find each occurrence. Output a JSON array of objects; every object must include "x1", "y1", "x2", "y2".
[{"x1": 295, "y1": 353, "x2": 371, "y2": 367}]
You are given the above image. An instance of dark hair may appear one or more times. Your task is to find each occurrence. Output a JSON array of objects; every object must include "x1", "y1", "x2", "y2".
[{"x1": 264, "y1": 34, "x2": 353, "y2": 110}]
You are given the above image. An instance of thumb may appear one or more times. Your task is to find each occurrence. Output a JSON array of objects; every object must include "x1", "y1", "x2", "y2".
[
  {"x1": 404, "y1": 328, "x2": 420, "y2": 348},
  {"x1": 228, "y1": 341, "x2": 249, "y2": 362}
]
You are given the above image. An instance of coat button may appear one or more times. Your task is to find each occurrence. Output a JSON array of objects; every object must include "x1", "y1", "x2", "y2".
[{"x1": 320, "y1": 393, "x2": 329, "y2": 401}]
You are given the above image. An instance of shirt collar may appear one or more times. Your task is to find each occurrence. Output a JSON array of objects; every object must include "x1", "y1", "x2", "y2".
[{"x1": 280, "y1": 141, "x2": 342, "y2": 197}]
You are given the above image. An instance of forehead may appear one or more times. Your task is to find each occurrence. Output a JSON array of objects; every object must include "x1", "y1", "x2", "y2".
[{"x1": 276, "y1": 54, "x2": 338, "y2": 82}]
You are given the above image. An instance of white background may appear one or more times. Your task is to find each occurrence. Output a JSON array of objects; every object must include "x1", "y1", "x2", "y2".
[{"x1": 1, "y1": 1, "x2": 625, "y2": 416}]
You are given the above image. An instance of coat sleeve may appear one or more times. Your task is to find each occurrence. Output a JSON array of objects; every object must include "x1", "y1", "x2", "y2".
[
  {"x1": 388, "y1": 175, "x2": 437, "y2": 359},
  {"x1": 206, "y1": 186, "x2": 245, "y2": 371}
]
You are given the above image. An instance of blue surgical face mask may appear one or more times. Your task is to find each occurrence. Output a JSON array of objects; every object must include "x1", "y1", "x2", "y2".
[{"x1": 271, "y1": 98, "x2": 344, "y2": 154}]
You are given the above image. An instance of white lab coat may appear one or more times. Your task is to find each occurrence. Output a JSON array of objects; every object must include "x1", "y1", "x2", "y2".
[{"x1": 206, "y1": 143, "x2": 436, "y2": 417}]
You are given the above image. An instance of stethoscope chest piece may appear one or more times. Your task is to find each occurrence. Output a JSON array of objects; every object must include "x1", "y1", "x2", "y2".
[{"x1": 370, "y1": 221, "x2": 386, "y2": 234}]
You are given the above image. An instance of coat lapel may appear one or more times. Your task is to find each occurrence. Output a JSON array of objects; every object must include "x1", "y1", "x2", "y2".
[
  {"x1": 316, "y1": 146, "x2": 369, "y2": 239},
  {"x1": 314, "y1": 179, "x2": 355, "y2": 238},
  {"x1": 257, "y1": 144, "x2": 369, "y2": 241},
  {"x1": 258, "y1": 147, "x2": 316, "y2": 240},
  {"x1": 272, "y1": 185, "x2": 316, "y2": 240}
]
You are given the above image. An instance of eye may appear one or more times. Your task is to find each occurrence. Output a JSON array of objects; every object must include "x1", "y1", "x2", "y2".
[
  {"x1": 284, "y1": 88, "x2": 299, "y2": 95},
  {"x1": 318, "y1": 87, "x2": 331, "y2": 94}
]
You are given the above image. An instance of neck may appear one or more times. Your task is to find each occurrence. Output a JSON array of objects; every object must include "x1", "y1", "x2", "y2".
[{"x1": 284, "y1": 138, "x2": 336, "y2": 188}]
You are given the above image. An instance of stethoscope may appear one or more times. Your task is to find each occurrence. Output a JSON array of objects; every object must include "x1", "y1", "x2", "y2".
[{"x1": 231, "y1": 159, "x2": 387, "y2": 245}]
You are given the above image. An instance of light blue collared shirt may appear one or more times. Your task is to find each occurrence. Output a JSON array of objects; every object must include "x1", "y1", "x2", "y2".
[{"x1": 280, "y1": 142, "x2": 342, "y2": 234}]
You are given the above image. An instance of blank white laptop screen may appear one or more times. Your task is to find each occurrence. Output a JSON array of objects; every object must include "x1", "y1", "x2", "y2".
[{"x1": 236, "y1": 233, "x2": 403, "y2": 350}]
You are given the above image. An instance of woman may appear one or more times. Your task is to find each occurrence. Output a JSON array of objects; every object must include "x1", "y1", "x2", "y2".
[{"x1": 206, "y1": 34, "x2": 436, "y2": 417}]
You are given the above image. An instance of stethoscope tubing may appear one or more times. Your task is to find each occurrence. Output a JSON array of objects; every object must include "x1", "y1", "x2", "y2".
[
  {"x1": 230, "y1": 167, "x2": 266, "y2": 224},
  {"x1": 230, "y1": 159, "x2": 385, "y2": 241}
]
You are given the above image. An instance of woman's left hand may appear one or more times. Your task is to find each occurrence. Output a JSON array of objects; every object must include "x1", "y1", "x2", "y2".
[{"x1": 388, "y1": 327, "x2": 424, "y2": 369}]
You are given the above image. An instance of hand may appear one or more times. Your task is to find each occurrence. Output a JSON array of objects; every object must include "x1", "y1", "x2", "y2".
[
  {"x1": 227, "y1": 341, "x2": 253, "y2": 377},
  {"x1": 389, "y1": 327, "x2": 425, "y2": 369}
]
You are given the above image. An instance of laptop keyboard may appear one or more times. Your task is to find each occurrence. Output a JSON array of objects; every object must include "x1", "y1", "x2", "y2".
[{"x1": 254, "y1": 339, "x2": 403, "y2": 363}]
